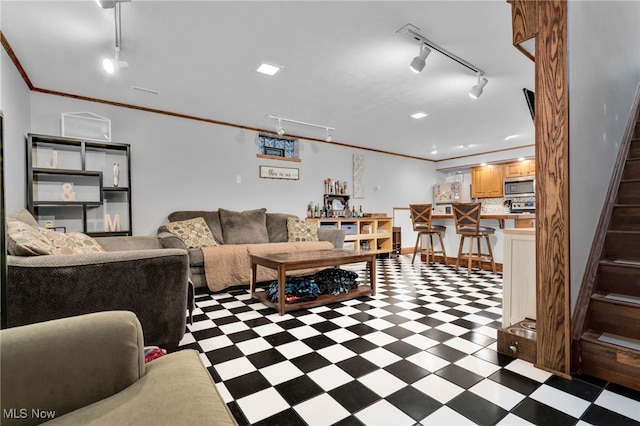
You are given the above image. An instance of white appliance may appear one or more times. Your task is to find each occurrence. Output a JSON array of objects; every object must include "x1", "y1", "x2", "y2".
[{"x1": 432, "y1": 182, "x2": 471, "y2": 214}]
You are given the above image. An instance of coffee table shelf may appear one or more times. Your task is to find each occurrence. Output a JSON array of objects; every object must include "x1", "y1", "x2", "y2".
[
  {"x1": 250, "y1": 249, "x2": 376, "y2": 315},
  {"x1": 253, "y1": 285, "x2": 374, "y2": 314}
]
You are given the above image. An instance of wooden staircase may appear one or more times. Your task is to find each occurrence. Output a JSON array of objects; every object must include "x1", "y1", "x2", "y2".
[{"x1": 572, "y1": 87, "x2": 640, "y2": 391}]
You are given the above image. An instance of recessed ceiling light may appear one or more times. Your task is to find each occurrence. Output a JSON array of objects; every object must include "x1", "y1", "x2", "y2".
[
  {"x1": 505, "y1": 134, "x2": 519, "y2": 141},
  {"x1": 256, "y1": 63, "x2": 281, "y2": 76},
  {"x1": 431, "y1": 149, "x2": 438, "y2": 154},
  {"x1": 518, "y1": 157, "x2": 525, "y2": 161},
  {"x1": 410, "y1": 112, "x2": 429, "y2": 119},
  {"x1": 481, "y1": 162, "x2": 487, "y2": 166}
]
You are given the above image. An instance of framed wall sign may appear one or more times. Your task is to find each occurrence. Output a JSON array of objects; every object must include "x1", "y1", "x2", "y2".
[{"x1": 259, "y1": 165, "x2": 299, "y2": 180}]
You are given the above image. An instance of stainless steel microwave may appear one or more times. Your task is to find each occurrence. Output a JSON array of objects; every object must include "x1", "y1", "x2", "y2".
[{"x1": 504, "y1": 177, "x2": 535, "y2": 198}]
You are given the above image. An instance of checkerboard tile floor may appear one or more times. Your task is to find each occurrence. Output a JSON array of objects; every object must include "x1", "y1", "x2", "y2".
[{"x1": 178, "y1": 255, "x2": 640, "y2": 425}]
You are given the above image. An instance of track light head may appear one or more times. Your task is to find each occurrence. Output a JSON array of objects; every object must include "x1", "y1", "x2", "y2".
[
  {"x1": 102, "y1": 58, "x2": 115, "y2": 74},
  {"x1": 469, "y1": 77, "x2": 488, "y2": 99},
  {"x1": 325, "y1": 128, "x2": 333, "y2": 142},
  {"x1": 410, "y1": 45, "x2": 431, "y2": 73},
  {"x1": 277, "y1": 127, "x2": 285, "y2": 136},
  {"x1": 102, "y1": 48, "x2": 128, "y2": 74}
]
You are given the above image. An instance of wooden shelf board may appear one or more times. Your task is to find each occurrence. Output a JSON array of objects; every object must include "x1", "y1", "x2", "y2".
[
  {"x1": 253, "y1": 285, "x2": 373, "y2": 313},
  {"x1": 256, "y1": 154, "x2": 301, "y2": 163}
]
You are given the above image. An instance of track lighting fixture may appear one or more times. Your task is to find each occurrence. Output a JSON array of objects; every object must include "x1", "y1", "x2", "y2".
[
  {"x1": 268, "y1": 115, "x2": 335, "y2": 142},
  {"x1": 101, "y1": 1, "x2": 128, "y2": 75},
  {"x1": 398, "y1": 24, "x2": 489, "y2": 98},
  {"x1": 410, "y1": 44, "x2": 431, "y2": 73},
  {"x1": 469, "y1": 75, "x2": 488, "y2": 99},
  {"x1": 325, "y1": 128, "x2": 333, "y2": 143}
]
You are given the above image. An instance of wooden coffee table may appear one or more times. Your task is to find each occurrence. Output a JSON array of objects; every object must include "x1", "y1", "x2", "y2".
[{"x1": 250, "y1": 249, "x2": 376, "y2": 315}]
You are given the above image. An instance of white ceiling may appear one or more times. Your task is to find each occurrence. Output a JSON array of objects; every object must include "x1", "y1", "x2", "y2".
[{"x1": 1, "y1": 0, "x2": 535, "y2": 161}]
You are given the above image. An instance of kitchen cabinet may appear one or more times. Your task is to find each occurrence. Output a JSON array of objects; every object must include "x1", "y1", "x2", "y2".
[
  {"x1": 471, "y1": 165, "x2": 504, "y2": 198},
  {"x1": 504, "y1": 160, "x2": 535, "y2": 178},
  {"x1": 502, "y1": 228, "x2": 536, "y2": 328},
  {"x1": 27, "y1": 133, "x2": 132, "y2": 236}
]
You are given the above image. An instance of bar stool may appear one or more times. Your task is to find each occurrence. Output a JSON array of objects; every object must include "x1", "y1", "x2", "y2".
[
  {"x1": 452, "y1": 202, "x2": 496, "y2": 276},
  {"x1": 409, "y1": 204, "x2": 447, "y2": 265}
]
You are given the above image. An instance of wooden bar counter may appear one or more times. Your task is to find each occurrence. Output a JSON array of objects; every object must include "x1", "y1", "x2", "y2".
[{"x1": 433, "y1": 213, "x2": 535, "y2": 229}]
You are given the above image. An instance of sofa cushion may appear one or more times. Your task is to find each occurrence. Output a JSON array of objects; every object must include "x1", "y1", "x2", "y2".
[
  {"x1": 266, "y1": 213, "x2": 297, "y2": 243},
  {"x1": 7, "y1": 208, "x2": 39, "y2": 227},
  {"x1": 287, "y1": 218, "x2": 319, "y2": 242},
  {"x1": 219, "y1": 208, "x2": 269, "y2": 244},
  {"x1": 7, "y1": 221, "x2": 58, "y2": 255},
  {"x1": 39, "y1": 228, "x2": 107, "y2": 255},
  {"x1": 167, "y1": 211, "x2": 224, "y2": 244},
  {"x1": 164, "y1": 217, "x2": 219, "y2": 249}
]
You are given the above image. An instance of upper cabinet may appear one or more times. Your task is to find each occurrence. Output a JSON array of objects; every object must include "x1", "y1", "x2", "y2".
[
  {"x1": 471, "y1": 160, "x2": 536, "y2": 198},
  {"x1": 508, "y1": 0, "x2": 537, "y2": 61},
  {"x1": 27, "y1": 133, "x2": 132, "y2": 236},
  {"x1": 471, "y1": 165, "x2": 504, "y2": 198},
  {"x1": 504, "y1": 160, "x2": 536, "y2": 178}
]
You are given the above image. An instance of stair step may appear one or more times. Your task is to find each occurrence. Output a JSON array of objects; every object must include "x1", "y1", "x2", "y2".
[
  {"x1": 611, "y1": 205, "x2": 640, "y2": 231},
  {"x1": 598, "y1": 332, "x2": 640, "y2": 351},
  {"x1": 604, "y1": 231, "x2": 640, "y2": 261},
  {"x1": 623, "y1": 159, "x2": 640, "y2": 180},
  {"x1": 609, "y1": 259, "x2": 640, "y2": 266},
  {"x1": 601, "y1": 292, "x2": 640, "y2": 305},
  {"x1": 591, "y1": 292, "x2": 640, "y2": 309},
  {"x1": 588, "y1": 295, "x2": 640, "y2": 339},
  {"x1": 618, "y1": 181, "x2": 640, "y2": 204},
  {"x1": 579, "y1": 331, "x2": 640, "y2": 391},
  {"x1": 597, "y1": 260, "x2": 640, "y2": 297},
  {"x1": 600, "y1": 259, "x2": 640, "y2": 266}
]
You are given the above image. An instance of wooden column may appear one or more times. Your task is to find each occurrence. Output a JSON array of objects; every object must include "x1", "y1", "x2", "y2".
[{"x1": 535, "y1": 0, "x2": 571, "y2": 378}]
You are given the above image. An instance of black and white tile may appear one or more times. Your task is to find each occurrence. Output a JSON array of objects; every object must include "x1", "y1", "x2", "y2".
[{"x1": 178, "y1": 255, "x2": 640, "y2": 425}]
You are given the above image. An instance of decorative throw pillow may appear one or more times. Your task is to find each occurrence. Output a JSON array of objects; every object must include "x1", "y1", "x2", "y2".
[
  {"x1": 6, "y1": 221, "x2": 58, "y2": 256},
  {"x1": 219, "y1": 208, "x2": 269, "y2": 244},
  {"x1": 287, "y1": 217, "x2": 319, "y2": 242},
  {"x1": 39, "y1": 228, "x2": 106, "y2": 255},
  {"x1": 266, "y1": 213, "x2": 297, "y2": 243},
  {"x1": 164, "y1": 217, "x2": 219, "y2": 249}
]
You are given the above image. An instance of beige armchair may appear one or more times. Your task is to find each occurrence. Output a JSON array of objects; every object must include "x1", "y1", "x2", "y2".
[{"x1": 0, "y1": 311, "x2": 237, "y2": 426}]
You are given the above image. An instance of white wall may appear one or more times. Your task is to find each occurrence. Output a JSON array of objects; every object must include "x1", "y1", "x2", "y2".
[
  {"x1": 569, "y1": 1, "x2": 640, "y2": 310},
  {"x1": 1, "y1": 48, "x2": 31, "y2": 214},
  {"x1": 23, "y1": 92, "x2": 436, "y2": 235}
]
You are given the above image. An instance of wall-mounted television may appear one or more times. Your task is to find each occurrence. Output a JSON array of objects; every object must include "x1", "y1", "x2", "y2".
[{"x1": 523, "y1": 88, "x2": 535, "y2": 121}]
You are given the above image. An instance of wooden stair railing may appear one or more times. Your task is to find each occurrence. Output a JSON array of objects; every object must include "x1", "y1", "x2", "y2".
[{"x1": 571, "y1": 83, "x2": 640, "y2": 391}]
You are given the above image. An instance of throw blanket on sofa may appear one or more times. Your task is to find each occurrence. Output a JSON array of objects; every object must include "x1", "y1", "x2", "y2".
[{"x1": 202, "y1": 241, "x2": 333, "y2": 292}]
